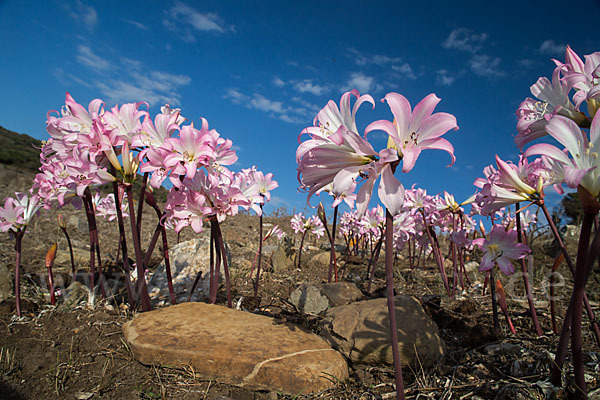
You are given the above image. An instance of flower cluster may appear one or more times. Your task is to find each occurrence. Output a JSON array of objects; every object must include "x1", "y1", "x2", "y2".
[
  {"x1": 33, "y1": 93, "x2": 278, "y2": 233},
  {"x1": 297, "y1": 90, "x2": 458, "y2": 216}
]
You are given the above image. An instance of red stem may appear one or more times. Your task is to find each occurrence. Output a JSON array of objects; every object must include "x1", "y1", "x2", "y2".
[
  {"x1": 125, "y1": 185, "x2": 152, "y2": 312},
  {"x1": 254, "y1": 205, "x2": 264, "y2": 297},
  {"x1": 385, "y1": 208, "x2": 405, "y2": 400},
  {"x1": 515, "y1": 202, "x2": 542, "y2": 336},
  {"x1": 14, "y1": 231, "x2": 23, "y2": 317}
]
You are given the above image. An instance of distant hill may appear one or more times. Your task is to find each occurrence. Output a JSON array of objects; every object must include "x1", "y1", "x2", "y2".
[{"x1": 0, "y1": 125, "x2": 43, "y2": 171}]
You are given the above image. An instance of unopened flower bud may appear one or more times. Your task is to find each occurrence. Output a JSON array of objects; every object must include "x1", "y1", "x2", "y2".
[
  {"x1": 57, "y1": 214, "x2": 66, "y2": 230},
  {"x1": 46, "y1": 243, "x2": 57, "y2": 269}
]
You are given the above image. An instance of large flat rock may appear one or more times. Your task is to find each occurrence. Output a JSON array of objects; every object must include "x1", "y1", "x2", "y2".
[{"x1": 123, "y1": 302, "x2": 348, "y2": 395}]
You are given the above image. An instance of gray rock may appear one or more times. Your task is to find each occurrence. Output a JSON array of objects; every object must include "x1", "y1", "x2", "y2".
[
  {"x1": 318, "y1": 296, "x2": 445, "y2": 368},
  {"x1": 484, "y1": 343, "x2": 522, "y2": 355},
  {"x1": 318, "y1": 281, "x2": 363, "y2": 307},
  {"x1": 60, "y1": 281, "x2": 92, "y2": 309},
  {"x1": 289, "y1": 284, "x2": 329, "y2": 315},
  {"x1": 289, "y1": 282, "x2": 363, "y2": 315},
  {"x1": 148, "y1": 236, "x2": 230, "y2": 304},
  {"x1": 0, "y1": 264, "x2": 12, "y2": 302},
  {"x1": 270, "y1": 246, "x2": 294, "y2": 271}
]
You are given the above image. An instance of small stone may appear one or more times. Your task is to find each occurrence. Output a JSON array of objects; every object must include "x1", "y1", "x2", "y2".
[
  {"x1": 0, "y1": 264, "x2": 13, "y2": 302},
  {"x1": 289, "y1": 284, "x2": 329, "y2": 315},
  {"x1": 484, "y1": 343, "x2": 521, "y2": 355},
  {"x1": 148, "y1": 236, "x2": 229, "y2": 304},
  {"x1": 60, "y1": 281, "x2": 92, "y2": 309}
]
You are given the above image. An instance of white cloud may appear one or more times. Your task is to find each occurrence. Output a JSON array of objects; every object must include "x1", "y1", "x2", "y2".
[
  {"x1": 539, "y1": 39, "x2": 565, "y2": 55},
  {"x1": 350, "y1": 48, "x2": 403, "y2": 66},
  {"x1": 250, "y1": 94, "x2": 285, "y2": 113},
  {"x1": 224, "y1": 89, "x2": 312, "y2": 124},
  {"x1": 272, "y1": 76, "x2": 285, "y2": 87},
  {"x1": 124, "y1": 18, "x2": 149, "y2": 30},
  {"x1": 164, "y1": 2, "x2": 230, "y2": 39},
  {"x1": 343, "y1": 72, "x2": 378, "y2": 93},
  {"x1": 442, "y1": 28, "x2": 488, "y2": 53},
  {"x1": 65, "y1": 0, "x2": 98, "y2": 31},
  {"x1": 70, "y1": 48, "x2": 191, "y2": 106},
  {"x1": 292, "y1": 79, "x2": 327, "y2": 95},
  {"x1": 391, "y1": 63, "x2": 417, "y2": 80},
  {"x1": 436, "y1": 69, "x2": 456, "y2": 86},
  {"x1": 469, "y1": 54, "x2": 504, "y2": 77},
  {"x1": 76, "y1": 45, "x2": 110, "y2": 71}
]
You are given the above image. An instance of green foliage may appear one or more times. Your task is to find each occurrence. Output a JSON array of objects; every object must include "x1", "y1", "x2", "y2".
[{"x1": 0, "y1": 125, "x2": 42, "y2": 172}]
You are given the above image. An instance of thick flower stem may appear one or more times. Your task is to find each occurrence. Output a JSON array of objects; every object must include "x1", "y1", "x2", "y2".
[
  {"x1": 82, "y1": 189, "x2": 102, "y2": 297},
  {"x1": 125, "y1": 185, "x2": 152, "y2": 312},
  {"x1": 208, "y1": 225, "x2": 217, "y2": 304},
  {"x1": 328, "y1": 205, "x2": 339, "y2": 283},
  {"x1": 254, "y1": 205, "x2": 264, "y2": 297},
  {"x1": 110, "y1": 176, "x2": 135, "y2": 308},
  {"x1": 540, "y1": 202, "x2": 600, "y2": 345},
  {"x1": 366, "y1": 235, "x2": 384, "y2": 293},
  {"x1": 571, "y1": 212, "x2": 596, "y2": 398},
  {"x1": 144, "y1": 192, "x2": 176, "y2": 305},
  {"x1": 385, "y1": 208, "x2": 405, "y2": 400},
  {"x1": 421, "y1": 210, "x2": 451, "y2": 297},
  {"x1": 60, "y1": 227, "x2": 76, "y2": 276},
  {"x1": 490, "y1": 268, "x2": 500, "y2": 338},
  {"x1": 213, "y1": 218, "x2": 232, "y2": 308},
  {"x1": 296, "y1": 230, "x2": 307, "y2": 268},
  {"x1": 515, "y1": 203, "x2": 542, "y2": 337},
  {"x1": 136, "y1": 172, "x2": 149, "y2": 242},
  {"x1": 14, "y1": 231, "x2": 23, "y2": 317},
  {"x1": 451, "y1": 213, "x2": 458, "y2": 298}
]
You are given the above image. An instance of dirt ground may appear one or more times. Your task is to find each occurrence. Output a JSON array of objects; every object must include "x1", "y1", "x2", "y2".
[{"x1": 0, "y1": 164, "x2": 599, "y2": 399}]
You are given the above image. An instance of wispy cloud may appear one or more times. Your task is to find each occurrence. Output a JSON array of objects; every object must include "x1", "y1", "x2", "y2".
[
  {"x1": 124, "y1": 18, "x2": 149, "y2": 30},
  {"x1": 71, "y1": 47, "x2": 191, "y2": 106},
  {"x1": 469, "y1": 54, "x2": 504, "y2": 77},
  {"x1": 539, "y1": 39, "x2": 565, "y2": 56},
  {"x1": 164, "y1": 2, "x2": 231, "y2": 41},
  {"x1": 350, "y1": 48, "x2": 402, "y2": 66},
  {"x1": 349, "y1": 48, "x2": 417, "y2": 80},
  {"x1": 292, "y1": 79, "x2": 328, "y2": 95},
  {"x1": 441, "y1": 28, "x2": 504, "y2": 79},
  {"x1": 442, "y1": 28, "x2": 488, "y2": 53},
  {"x1": 391, "y1": 63, "x2": 417, "y2": 80},
  {"x1": 342, "y1": 72, "x2": 380, "y2": 93},
  {"x1": 65, "y1": 0, "x2": 98, "y2": 31},
  {"x1": 272, "y1": 76, "x2": 285, "y2": 87},
  {"x1": 224, "y1": 89, "x2": 314, "y2": 124},
  {"x1": 76, "y1": 45, "x2": 110, "y2": 72},
  {"x1": 436, "y1": 69, "x2": 456, "y2": 86}
]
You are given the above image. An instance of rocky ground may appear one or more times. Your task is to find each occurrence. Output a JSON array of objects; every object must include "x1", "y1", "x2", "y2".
[{"x1": 0, "y1": 163, "x2": 599, "y2": 399}]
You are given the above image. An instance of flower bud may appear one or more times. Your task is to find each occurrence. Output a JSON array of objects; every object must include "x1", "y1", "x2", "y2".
[
  {"x1": 57, "y1": 214, "x2": 66, "y2": 230},
  {"x1": 45, "y1": 243, "x2": 57, "y2": 269}
]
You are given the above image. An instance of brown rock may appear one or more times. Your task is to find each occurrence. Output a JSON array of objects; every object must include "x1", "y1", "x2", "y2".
[
  {"x1": 318, "y1": 282, "x2": 363, "y2": 307},
  {"x1": 123, "y1": 302, "x2": 348, "y2": 395},
  {"x1": 318, "y1": 296, "x2": 445, "y2": 368}
]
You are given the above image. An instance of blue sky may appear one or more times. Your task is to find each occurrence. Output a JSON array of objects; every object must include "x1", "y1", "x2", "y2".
[{"x1": 1, "y1": 0, "x2": 599, "y2": 216}]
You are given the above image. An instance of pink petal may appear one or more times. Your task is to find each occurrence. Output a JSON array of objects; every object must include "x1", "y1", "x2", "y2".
[
  {"x1": 383, "y1": 93, "x2": 412, "y2": 136},
  {"x1": 408, "y1": 93, "x2": 441, "y2": 133},
  {"x1": 378, "y1": 164, "x2": 404, "y2": 216}
]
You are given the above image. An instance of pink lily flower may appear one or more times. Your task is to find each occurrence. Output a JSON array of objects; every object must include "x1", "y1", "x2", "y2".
[
  {"x1": 102, "y1": 102, "x2": 148, "y2": 145},
  {"x1": 164, "y1": 120, "x2": 216, "y2": 186},
  {"x1": 365, "y1": 93, "x2": 458, "y2": 173},
  {"x1": 296, "y1": 90, "x2": 375, "y2": 163},
  {"x1": 472, "y1": 225, "x2": 531, "y2": 275},
  {"x1": 525, "y1": 113, "x2": 600, "y2": 196}
]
